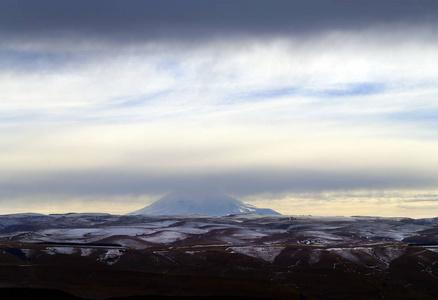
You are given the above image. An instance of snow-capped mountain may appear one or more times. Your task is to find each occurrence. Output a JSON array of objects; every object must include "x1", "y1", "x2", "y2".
[{"x1": 127, "y1": 192, "x2": 280, "y2": 216}]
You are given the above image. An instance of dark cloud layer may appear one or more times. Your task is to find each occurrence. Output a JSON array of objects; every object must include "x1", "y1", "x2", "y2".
[
  {"x1": 1, "y1": 0, "x2": 437, "y2": 43},
  {"x1": 2, "y1": 167, "x2": 436, "y2": 200}
]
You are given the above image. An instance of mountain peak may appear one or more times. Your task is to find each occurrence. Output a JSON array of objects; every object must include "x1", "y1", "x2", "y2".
[{"x1": 127, "y1": 192, "x2": 280, "y2": 216}]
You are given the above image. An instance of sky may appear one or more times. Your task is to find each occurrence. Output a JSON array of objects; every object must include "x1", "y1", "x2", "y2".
[{"x1": 1, "y1": 0, "x2": 438, "y2": 217}]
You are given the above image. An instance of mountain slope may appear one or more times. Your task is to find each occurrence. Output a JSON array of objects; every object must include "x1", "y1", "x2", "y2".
[{"x1": 127, "y1": 192, "x2": 280, "y2": 216}]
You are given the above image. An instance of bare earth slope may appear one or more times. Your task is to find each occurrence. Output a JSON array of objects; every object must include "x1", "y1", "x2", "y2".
[{"x1": 1, "y1": 213, "x2": 438, "y2": 299}]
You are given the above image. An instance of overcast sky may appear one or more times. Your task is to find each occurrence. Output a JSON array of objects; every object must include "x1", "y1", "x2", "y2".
[{"x1": 1, "y1": 1, "x2": 438, "y2": 217}]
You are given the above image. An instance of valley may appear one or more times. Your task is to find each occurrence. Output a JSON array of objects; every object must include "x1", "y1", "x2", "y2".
[{"x1": 0, "y1": 213, "x2": 438, "y2": 299}]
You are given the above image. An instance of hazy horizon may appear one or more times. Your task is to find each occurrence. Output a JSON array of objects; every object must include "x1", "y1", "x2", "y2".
[{"x1": 1, "y1": 1, "x2": 438, "y2": 218}]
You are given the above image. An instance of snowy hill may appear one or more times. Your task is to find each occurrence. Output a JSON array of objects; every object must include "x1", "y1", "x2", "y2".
[{"x1": 127, "y1": 192, "x2": 280, "y2": 216}]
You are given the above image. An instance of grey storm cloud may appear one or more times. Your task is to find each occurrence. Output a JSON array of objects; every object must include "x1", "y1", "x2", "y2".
[
  {"x1": 2, "y1": 167, "x2": 436, "y2": 199},
  {"x1": 1, "y1": 0, "x2": 437, "y2": 43}
]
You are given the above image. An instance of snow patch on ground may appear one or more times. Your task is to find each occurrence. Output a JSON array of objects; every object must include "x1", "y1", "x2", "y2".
[
  {"x1": 140, "y1": 231, "x2": 187, "y2": 244},
  {"x1": 33, "y1": 226, "x2": 157, "y2": 243},
  {"x1": 375, "y1": 247, "x2": 405, "y2": 264},
  {"x1": 79, "y1": 248, "x2": 96, "y2": 256},
  {"x1": 44, "y1": 247, "x2": 77, "y2": 255},
  {"x1": 231, "y1": 229, "x2": 267, "y2": 239},
  {"x1": 328, "y1": 247, "x2": 405, "y2": 266},
  {"x1": 228, "y1": 246, "x2": 284, "y2": 263},
  {"x1": 185, "y1": 250, "x2": 204, "y2": 255},
  {"x1": 163, "y1": 227, "x2": 209, "y2": 235},
  {"x1": 99, "y1": 249, "x2": 124, "y2": 265},
  {"x1": 304, "y1": 231, "x2": 345, "y2": 241},
  {"x1": 147, "y1": 220, "x2": 180, "y2": 227},
  {"x1": 40, "y1": 246, "x2": 99, "y2": 257},
  {"x1": 330, "y1": 248, "x2": 363, "y2": 265},
  {"x1": 111, "y1": 238, "x2": 149, "y2": 249}
]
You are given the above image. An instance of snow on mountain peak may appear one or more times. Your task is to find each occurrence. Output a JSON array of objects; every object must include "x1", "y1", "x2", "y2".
[{"x1": 127, "y1": 192, "x2": 280, "y2": 216}]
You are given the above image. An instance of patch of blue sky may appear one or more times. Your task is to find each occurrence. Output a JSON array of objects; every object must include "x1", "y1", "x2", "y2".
[
  {"x1": 0, "y1": 49, "x2": 82, "y2": 71},
  {"x1": 227, "y1": 82, "x2": 386, "y2": 104},
  {"x1": 108, "y1": 90, "x2": 172, "y2": 109},
  {"x1": 388, "y1": 109, "x2": 438, "y2": 124},
  {"x1": 0, "y1": 112, "x2": 42, "y2": 124},
  {"x1": 309, "y1": 82, "x2": 386, "y2": 98},
  {"x1": 225, "y1": 87, "x2": 300, "y2": 104},
  {"x1": 245, "y1": 87, "x2": 299, "y2": 99},
  {"x1": 155, "y1": 59, "x2": 184, "y2": 78}
]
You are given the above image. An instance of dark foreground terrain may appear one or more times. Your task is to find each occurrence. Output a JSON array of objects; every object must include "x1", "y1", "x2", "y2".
[{"x1": 1, "y1": 213, "x2": 438, "y2": 299}]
